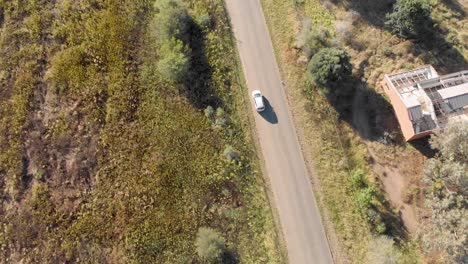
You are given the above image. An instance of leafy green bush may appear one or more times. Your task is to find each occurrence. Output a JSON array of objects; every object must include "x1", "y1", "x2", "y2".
[
  {"x1": 154, "y1": 0, "x2": 188, "y2": 41},
  {"x1": 204, "y1": 105, "x2": 215, "y2": 119},
  {"x1": 223, "y1": 145, "x2": 239, "y2": 162},
  {"x1": 350, "y1": 169, "x2": 367, "y2": 190},
  {"x1": 215, "y1": 107, "x2": 229, "y2": 127},
  {"x1": 50, "y1": 45, "x2": 88, "y2": 93},
  {"x1": 195, "y1": 227, "x2": 226, "y2": 263},
  {"x1": 385, "y1": 0, "x2": 433, "y2": 38},
  {"x1": 356, "y1": 186, "x2": 376, "y2": 217},
  {"x1": 157, "y1": 38, "x2": 189, "y2": 83},
  {"x1": 307, "y1": 47, "x2": 352, "y2": 89},
  {"x1": 198, "y1": 13, "x2": 212, "y2": 29},
  {"x1": 293, "y1": 0, "x2": 305, "y2": 7}
]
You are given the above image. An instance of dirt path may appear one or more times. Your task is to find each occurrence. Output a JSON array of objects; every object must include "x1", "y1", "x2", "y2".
[
  {"x1": 370, "y1": 156, "x2": 419, "y2": 233},
  {"x1": 352, "y1": 88, "x2": 419, "y2": 232}
]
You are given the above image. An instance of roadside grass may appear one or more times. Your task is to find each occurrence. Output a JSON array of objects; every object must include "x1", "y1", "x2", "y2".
[
  {"x1": 260, "y1": 0, "x2": 373, "y2": 261},
  {"x1": 0, "y1": 0, "x2": 282, "y2": 262}
]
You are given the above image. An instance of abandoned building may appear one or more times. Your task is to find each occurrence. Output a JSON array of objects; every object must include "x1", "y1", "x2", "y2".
[{"x1": 383, "y1": 65, "x2": 468, "y2": 141}]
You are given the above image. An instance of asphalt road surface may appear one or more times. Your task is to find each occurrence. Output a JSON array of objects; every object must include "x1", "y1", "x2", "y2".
[{"x1": 225, "y1": 0, "x2": 334, "y2": 263}]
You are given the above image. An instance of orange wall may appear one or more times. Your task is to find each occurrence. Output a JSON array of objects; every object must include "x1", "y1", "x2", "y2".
[{"x1": 382, "y1": 79, "x2": 417, "y2": 141}]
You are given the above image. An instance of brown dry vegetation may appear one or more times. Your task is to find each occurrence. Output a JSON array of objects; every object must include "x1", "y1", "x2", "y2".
[
  {"x1": 0, "y1": 0, "x2": 283, "y2": 263},
  {"x1": 261, "y1": 0, "x2": 467, "y2": 263}
]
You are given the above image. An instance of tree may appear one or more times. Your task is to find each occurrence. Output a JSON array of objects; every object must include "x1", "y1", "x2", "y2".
[
  {"x1": 430, "y1": 123, "x2": 468, "y2": 163},
  {"x1": 385, "y1": 0, "x2": 433, "y2": 38},
  {"x1": 307, "y1": 47, "x2": 352, "y2": 89},
  {"x1": 153, "y1": 0, "x2": 188, "y2": 41},
  {"x1": 367, "y1": 236, "x2": 402, "y2": 264},
  {"x1": 157, "y1": 38, "x2": 189, "y2": 83},
  {"x1": 195, "y1": 227, "x2": 226, "y2": 263},
  {"x1": 421, "y1": 123, "x2": 468, "y2": 263}
]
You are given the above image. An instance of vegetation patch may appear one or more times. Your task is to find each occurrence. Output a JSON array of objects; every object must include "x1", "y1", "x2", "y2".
[{"x1": 0, "y1": 0, "x2": 282, "y2": 262}]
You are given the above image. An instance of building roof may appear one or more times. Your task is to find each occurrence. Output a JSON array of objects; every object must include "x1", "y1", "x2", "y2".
[
  {"x1": 384, "y1": 66, "x2": 468, "y2": 138},
  {"x1": 438, "y1": 82, "x2": 468, "y2": 99}
]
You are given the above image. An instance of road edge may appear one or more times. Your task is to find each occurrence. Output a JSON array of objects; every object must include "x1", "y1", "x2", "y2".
[
  {"x1": 256, "y1": 1, "x2": 347, "y2": 263},
  {"x1": 223, "y1": 2, "x2": 289, "y2": 262}
]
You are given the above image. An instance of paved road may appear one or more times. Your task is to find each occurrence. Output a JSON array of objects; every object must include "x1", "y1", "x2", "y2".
[{"x1": 225, "y1": 0, "x2": 333, "y2": 263}]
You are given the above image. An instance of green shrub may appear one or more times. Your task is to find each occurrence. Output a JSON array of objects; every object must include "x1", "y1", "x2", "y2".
[
  {"x1": 307, "y1": 47, "x2": 352, "y2": 89},
  {"x1": 204, "y1": 105, "x2": 215, "y2": 120},
  {"x1": 385, "y1": 0, "x2": 433, "y2": 38},
  {"x1": 198, "y1": 13, "x2": 212, "y2": 29},
  {"x1": 350, "y1": 169, "x2": 367, "y2": 190},
  {"x1": 195, "y1": 227, "x2": 226, "y2": 263},
  {"x1": 356, "y1": 186, "x2": 376, "y2": 216},
  {"x1": 293, "y1": 0, "x2": 305, "y2": 7},
  {"x1": 215, "y1": 107, "x2": 229, "y2": 127},
  {"x1": 382, "y1": 46, "x2": 394, "y2": 57},
  {"x1": 375, "y1": 222, "x2": 387, "y2": 234},
  {"x1": 154, "y1": 0, "x2": 188, "y2": 41},
  {"x1": 157, "y1": 38, "x2": 189, "y2": 82},
  {"x1": 223, "y1": 145, "x2": 239, "y2": 162},
  {"x1": 50, "y1": 45, "x2": 88, "y2": 93},
  {"x1": 295, "y1": 19, "x2": 330, "y2": 58}
]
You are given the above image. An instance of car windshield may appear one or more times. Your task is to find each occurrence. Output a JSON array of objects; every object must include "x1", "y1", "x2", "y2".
[{"x1": 254, "y1": 93, "x2": 261, "y2": 98}]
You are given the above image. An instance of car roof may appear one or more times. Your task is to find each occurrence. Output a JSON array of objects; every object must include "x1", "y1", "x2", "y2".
[{"x1": 254, "y1": 95, "x2": 264, "y2": 109}]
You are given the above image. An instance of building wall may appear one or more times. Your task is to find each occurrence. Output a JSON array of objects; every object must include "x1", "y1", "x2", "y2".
[
  {"x1": 408, "y1": 130, "x2": 432, "y2": 141},
  {"x1": 382, "y1": 78, "x2": 417, "y2": 141}
]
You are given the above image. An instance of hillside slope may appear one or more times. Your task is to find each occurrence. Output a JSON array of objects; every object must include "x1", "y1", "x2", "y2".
[{"x1": 0, "y1": 0, "x2": 282, "y2": 262}]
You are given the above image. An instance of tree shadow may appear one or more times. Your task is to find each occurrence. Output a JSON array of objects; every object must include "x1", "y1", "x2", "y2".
[
  {"x1": 350, "y1": 81, "x2": 401, "y2": 142},
  {"x1": 409, "y1": 31, "x2": 468, "y2": 73},
  {"x1": 440, "y1": 0, "x2": 466, "y2": 18},
  {"x1": 183, "y1": 17, "x2": 223, "y2": 109},
  {"x1": 222, "y1": 248, "x2": 239, "y2": 264},
  {"x1": 378, "y1": 201, "x2": 409, "y2": 243},
  {"x1": 319, "y1": 75, "x2": 400, "y2": 143},
  {"x1": 409, "y1": 136, "x2": 437, "y2": 158},
  {"x1": 258, "y1": 97, "x2": 278, "y2": 124},
  {"x1": 331, "y1": 0, "x2": 468, "y2": 72}
]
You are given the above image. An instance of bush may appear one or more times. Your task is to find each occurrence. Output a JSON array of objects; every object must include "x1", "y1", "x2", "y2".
[
  {"x1": 215, "y1": 107, "x2": 229, "y2": 127},
  {"x1": 375, "y1": 222, "x2": 387, "y2": 235},
  {"x1": 421, "y1": 123, "x2": 468, "y2": 263},
  {"x1": 350, "y1": 169, "x2": 367, "y2": 189},
  {"x1": 430, "y1": 123, "x2": 468, "y2": 163},
  {"x1": 195, "y1": 227, "x2": 226, "y2": 263},
  {"x1": 307, "y1": 47, "x2": 352, "y2": 88},
  {"x1": 215, "y1": 107, "x2": 225, "y2": 118},
  {"x1": 157, "y1": 38, "x2": 189, "y2": 82},
  {"x1": 295, "y1": 19, "x2": 330, "y2": 58},
  {"x1": 198, "y1": 13, "x2": 212, "y2": 29},
  {"x1": 293, "y1": 0, "x2": 305, "y2": 7},
  {"x1": 204, "y1": 106, "x2": 215, "y2": 120},
  {"x1": 356, "y1": 186, "x2": 376, "y2": 217},
  {"x1": 335, "y1": 20, "x2": 352, "y2": 44},
  {"x1": 367, "y1": 236, "x2": 402, "y2": 264},
  {"x1": 385, "y1": 0, "x2": 433, "y2": 38},
  {"x1": 154, "y1": 0, "x2": 188, "y2": 41},
  {"x1": 223, "y1": 145, "x2": 239, "y2": 162}
]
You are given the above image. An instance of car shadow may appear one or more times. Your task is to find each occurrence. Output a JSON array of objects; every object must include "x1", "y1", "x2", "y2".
[{"x1": 258, "y1": 97, "x2": 278, "y2": 124}]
